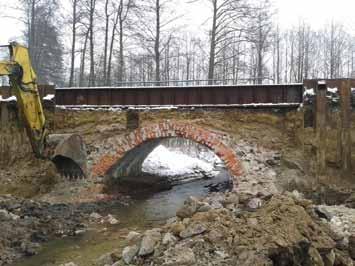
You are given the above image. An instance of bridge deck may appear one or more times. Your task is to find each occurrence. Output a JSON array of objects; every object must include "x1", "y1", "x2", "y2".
[{"x1": 55, "y1": 84, "x2": 303, "y2": 106}]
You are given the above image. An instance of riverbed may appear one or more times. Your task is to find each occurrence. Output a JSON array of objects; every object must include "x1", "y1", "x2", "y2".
[{"x1": 10, "y1": 168, "x2": 231, "y2": 266}]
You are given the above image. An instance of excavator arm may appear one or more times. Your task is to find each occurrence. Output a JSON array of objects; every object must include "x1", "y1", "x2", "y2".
[
  {"x1": 0, "y1": 43, "x2": 47, "y2": 157},
  {"x1": 0, "y1": 42, "x2": 87, "y2": 179}
]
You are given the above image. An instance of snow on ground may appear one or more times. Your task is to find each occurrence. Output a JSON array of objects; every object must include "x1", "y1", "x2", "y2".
[
  {"x1": 327, "y1": 87, "x2": 338, "y2": 94},
  {"x1": 304, "y1": 88, "x2": 315, "y2": 96},
  {"x1": 43, "y1": 94, "x2": 55, "y2": 101},
  {"x1": 142, "y1": 145, "x2": 219, "y2": 182},
  {"x1": 0, "y1": 95, "x2": 16, "y2": 102}
]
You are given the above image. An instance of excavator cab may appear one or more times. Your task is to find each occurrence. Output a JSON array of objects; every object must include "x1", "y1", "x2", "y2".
[{"x1": 0, "y1": 42, "x2": 87, "y2": 179}]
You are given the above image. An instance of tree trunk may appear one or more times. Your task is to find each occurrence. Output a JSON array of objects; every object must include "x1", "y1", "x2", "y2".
[
  {"x1": 88, "y1": 0, "x2": 96, "y2": 87},
  {"x1": 103, "y1": 0, "x2": 110, "y2": 85},
  {"x1": 69, "y1": 0, "x2": 77, "y2": 87},
  {"x1": 118, "y1": 16, "x2": 124, "y2": 83},
  {"x1": 79, "y1": 30, "x2": 89, "y2": 87},
  {"x1": 154, "y1": 0, "x2": 161, "y2": 85},
  {"x1": 207, "y1": 0, "x2": 217, "y2": 85}
]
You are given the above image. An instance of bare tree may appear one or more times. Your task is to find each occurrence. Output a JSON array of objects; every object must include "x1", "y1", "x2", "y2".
[
  {"x1": 206, "y1": 0, "x2": 248, "y2": 84},
  {"x1": 19, "y1": 0, "x2": 64, "y2": 84},
  {"x1": 245, "y1": 0, "x2": 273, "y2": 84},
  {"x1": 84, "y1": 0, "x2": 96, "y2": 87},
  {"x1": 134, "y1": 0, "x2": 179, "y2": 85},
  {"x1": 68, "y1": 0, "x2": 81, "y2": 87}
]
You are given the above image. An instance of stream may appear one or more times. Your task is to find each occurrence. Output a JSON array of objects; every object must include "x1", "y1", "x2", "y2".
[{"x1": 11, "y1": 168, "x2": 232, "y2": 266}]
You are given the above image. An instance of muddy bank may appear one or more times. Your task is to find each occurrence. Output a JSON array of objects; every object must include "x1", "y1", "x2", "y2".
[{"x1": 0, "y1": 195, "x2": 129, "y2": 266}]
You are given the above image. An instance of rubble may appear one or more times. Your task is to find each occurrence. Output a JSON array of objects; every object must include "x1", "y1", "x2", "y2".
[{"x1": 106, "y1": 192, "x2": 355, "y2": 266}]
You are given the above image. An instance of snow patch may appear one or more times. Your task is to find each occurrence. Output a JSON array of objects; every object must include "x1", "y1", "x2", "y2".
[
  {"x1": 142, "y1": 145, "x2": 218, "y2": 182},
  {"x1": 43, "y1": 94, "x2": 55, "y2": 101},
  {"x1": 327, "y1": 87, "x2": 338, "y2": 94},
  {"x1": 56, "y1": 103, "x2": 301, "y2": 111},
  {"x1": 304, "y1": 88, "x2": 315, "y2": 96},
  {"x1": 0, "y1": 95, "x2": 17, "y2": 102}
]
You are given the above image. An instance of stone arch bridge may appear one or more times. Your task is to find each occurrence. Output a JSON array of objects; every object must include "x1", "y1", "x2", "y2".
[{"x1": 92, "y1": 120, "x2": 243, "y2": 185}]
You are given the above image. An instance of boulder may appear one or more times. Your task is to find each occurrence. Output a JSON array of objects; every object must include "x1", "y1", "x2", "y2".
[
  {"x1": 122, "y1": 245, "x2": 139, "y2": 264},
  {"x1": 106, "y1": 214, "x2": 119, "y2": 225},
  {"x1": 222, "y1": 193, "x2": 239, "y2": 206},
  {"x1": 162, "y1": 233, "x2": 177, "y2": 245},
  {"x1": 179, "y1": 223, "x2": 207, "y2": 239},
  {"x1": 197, "y1": 202, "x2": 211, "y2": 213},
  {"x1": 315, "y1": 206, "x2": 333, "y2": 221},
  {"x1": 95, "y1": 252, "x2": 115, "y2": 266},
  {"x1": 246, "y1": 198, "x2": 263, "y2": 211},
  {"x1": 170, "y1": 222, "x2": 186, "y2": 236},
  {"x1": 126, "y1": 231, "x2": 141, "y2": 244},
  {"x1": 161, "y1": 247, "x2": 196, "y2": 266},
  {"x1": 138, "y1": 229, "x2": 161, "y2": 256},
  {"x1": 90, "y1": 212, "x2": 102, "y2": 220},
  {"x1": 176, "y1": 197, "x2": 200, "y2": 219},
  {"x1": 0, "y1": 209, "x2": 11, "y2": 221}
]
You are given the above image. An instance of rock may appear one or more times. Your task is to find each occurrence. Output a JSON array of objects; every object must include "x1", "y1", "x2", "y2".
[
  {"x1": 179, "y1": 223, "x2": 207, "y2": 239},
  {"x1": 236, "y1": 251, "x2": 273, "y2": 265},
  {"x1": 126, "y1": 231, "x2": 141, "y2": 244},
  {"x1": 349, "y1": 235, "x2": 355, "y2": 260},
  {"x1": 59, "y1": 263, "x2": 78, "y2": 266},
  {"x1": 315, "y1": 206, "x2": 333, "y2": 221},
  {"x1": 139, "y1": 236, "x2": 156, "y2": 256},
  {"x1": 111, "y1": 261, "x2": 125, "y2": 266},
  {"x1": 308, "y1": 246, "x2": 324, "y2": 266},
  {"x1": 197, "y1": 202, "x2": 211, "y2": 212},
  {"x1": 162, "y1": 232, "x2": 177, "y2": 245},
  {"x1": 170, "y1": 222, "x2": 186, "y2": 236},
  {"x1": 209, "y1": 199, "x2": 223, "y2": 209},
  {"x1": 90, "y1": 212, "x2": 102, "y2": 220},
  {"x1": 20, "y1": 242, "x2": 41, "y2": 256},
  {"x1": 206, "y1": 229, "x2": 224, "y2": 242},
  {"x1": 222, "y1": 193, "x2": 239, "y2": 206},
  {"x1": 74, "y1": 229, "x2": 86, "y2": 235},
  {"x1": 122, "y1": 245, "x2": 139, "y2": 264},
  {"x1": 166, "y1": 217, "x2": 177, "y2": 225},
  {"x1": 291, "y1": 190, "x2": 304, "y2": 200},
  {"x1": 246, "y1": 198, "x2": 263, "y2": 211},
  {"x1": 266, "y1": 159, "x2": 278, "y2": 166},
  {"x1": 345, "y1": 193, "x2": 355, "y2": 208},
  {"x1": 322, "y1": 249, "x2": 335, "y2": 266},
  {"x1": 161, "y1": 247, "x2": 196, "y2": 266},
  {"x1": 176, "y1": 197, "x2": 199, "y2": 219},
  {"x1": 95, "y1": 251, "x2": 119, "y2": 266},
  {"x1": 0, "y1": 209, "x2": 11, "y2": 221},
  {"x1": 214, "y1": 250, "x2": 229, "y2": 259},
  {"x1": 106, "y1": 214, "x2": 119, "y2": 225},
  {"x1": 138, "y1": 229, "x2": 161, "y2": 256}
]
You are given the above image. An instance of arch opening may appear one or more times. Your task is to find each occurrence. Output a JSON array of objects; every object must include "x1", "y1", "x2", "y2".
[{"x1": 105, "y1": 137, "x2": 232, "y2": 191}]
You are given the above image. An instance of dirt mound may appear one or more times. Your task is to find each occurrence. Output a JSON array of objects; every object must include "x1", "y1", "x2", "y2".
[{"x1": 115, "y1": 193, "x2": 353, "y2": 266}]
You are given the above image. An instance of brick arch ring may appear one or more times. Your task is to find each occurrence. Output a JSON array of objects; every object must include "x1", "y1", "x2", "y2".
[{"x1": 92, "y1": 121, "x2": 243, "y2": 183}]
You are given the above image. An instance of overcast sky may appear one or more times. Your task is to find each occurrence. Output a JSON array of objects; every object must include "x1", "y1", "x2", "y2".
[{"x1": 0, "y1": 0, "x2": 354, "y2": 45}]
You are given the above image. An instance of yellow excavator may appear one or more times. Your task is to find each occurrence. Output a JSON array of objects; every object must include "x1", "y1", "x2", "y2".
[{"x1": 0, "y1": 42, "x2": 87, "y2": 178}]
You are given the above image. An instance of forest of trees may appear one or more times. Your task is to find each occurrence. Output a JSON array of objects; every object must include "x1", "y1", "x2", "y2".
[{"x1": 15, "y1": 0, "x2": 355, "y2": 86}]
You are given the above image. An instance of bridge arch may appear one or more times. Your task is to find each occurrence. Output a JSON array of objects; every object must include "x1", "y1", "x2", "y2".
[{"x1": 92, "y1": 121, "x2": 242, "y2": 184}]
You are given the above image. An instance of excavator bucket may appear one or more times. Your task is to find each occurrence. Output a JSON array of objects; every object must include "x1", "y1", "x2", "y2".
[{"x1": 47, "y1": 134, "x2": 88, "y2": 179}]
